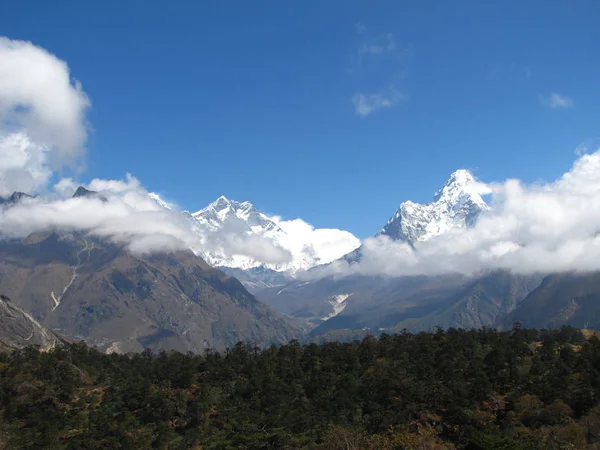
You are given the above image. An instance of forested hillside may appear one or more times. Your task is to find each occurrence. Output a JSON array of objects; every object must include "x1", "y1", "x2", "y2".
[{"x1": 1, "y1": 327, "x2": 600, "y2": 449}]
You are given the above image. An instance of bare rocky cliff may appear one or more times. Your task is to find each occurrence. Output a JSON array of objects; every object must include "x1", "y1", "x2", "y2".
[
  {"x1": 0, "y1": 232, "x2": 300, "y2": 353},
  {"x1": 0, "y1": 294, "x2": 63, "y2": 352}
]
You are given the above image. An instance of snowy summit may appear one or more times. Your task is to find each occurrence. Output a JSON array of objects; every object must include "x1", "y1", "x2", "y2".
[
  {"x1": 378, "y1": 169, "x2": 490, "y2": 245},
  {"x1": 191, "y1": 196, "x2": 360, "y2": 273}
]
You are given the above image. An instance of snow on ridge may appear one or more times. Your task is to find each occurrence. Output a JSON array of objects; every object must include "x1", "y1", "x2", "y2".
[
  {"x1": 321, "y1": 294, "x2": 352, "y2": 320},
  {"x1": 148, "y1": 192, "x2": 175, "y2": 210}
]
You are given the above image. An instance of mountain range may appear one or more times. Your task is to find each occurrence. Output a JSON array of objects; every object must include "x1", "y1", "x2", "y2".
[
  {"x1": 132, "y1": 170, "x2": 600, "y2": 339},
  {"x1": 1, "y1": 169, "x2": 600, "y2": 353},
  {"x1": 242, "y1": 170, "x2": 600, "y2": 338},
  {"x1": 185, "y1": 169, "x2": 489, "y2": 291}
]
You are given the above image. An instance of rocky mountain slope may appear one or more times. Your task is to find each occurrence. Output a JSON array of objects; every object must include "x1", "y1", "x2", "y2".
[
  {"x1": 507, "y1": 272, "x2": 600, "y2": 330},
  {"x1": 0, "y1": 231, "x2": 300, "y2": 353},
  {"x1": 0, "y1": 294, "x2": 63, "y2": 352},
  {"x1": 295, "y1": 270, "x2": 546, "y2": 341},
  {"x1": 259, "y1": 268, "x2": 545, "y2": 336},
  {"x1": 0, "y1": 187, "x2": 301, "y2": 353}
]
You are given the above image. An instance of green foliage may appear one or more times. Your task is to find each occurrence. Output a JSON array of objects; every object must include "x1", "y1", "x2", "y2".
[
  {"x1": 0, "y1": 326, "x2": 599, "y2": 448},
  {"x1": 467, "y1": 432, "x2": 536, "y2": 450}
]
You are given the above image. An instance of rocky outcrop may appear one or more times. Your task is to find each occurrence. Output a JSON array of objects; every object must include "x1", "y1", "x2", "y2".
[{"x1": 0, "y1": 295, "x2": 63, "y2": 352}]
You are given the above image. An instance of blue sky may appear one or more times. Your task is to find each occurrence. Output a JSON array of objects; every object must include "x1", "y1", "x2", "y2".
[{"x1": 1, "y1": 1, "x2": 598, "y2": 238}]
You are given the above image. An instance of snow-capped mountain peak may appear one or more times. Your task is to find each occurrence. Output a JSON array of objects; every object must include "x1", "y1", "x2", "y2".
[
  {"x1": 212, "y1": 194, "x2": 231, "y2": 207},
  {"x1": 433, "y1": 169, "x2": 489, "y2": 207},
  {"x1": 190, "y1": 196, "x2": 360, "y2": 273},
  {"x1": 192, "y1": 196, "x2": 279, "y2": 233},
  {"x1": 378, "y1": 169, "x2": 490, "y2": 244}
]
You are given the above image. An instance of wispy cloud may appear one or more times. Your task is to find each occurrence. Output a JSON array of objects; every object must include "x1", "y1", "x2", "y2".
[
  {"x1": 354, "y1": 32, "x2": 409, "y2": 70},
  {"x1": 575, "y1": 138, "x2": 600, "y2": 157},
  {"x1": 349, "y1": 26, "x2": 410, "y2": 116},
  {"x1": 541, "y1": 93, "x2": 574, "y2": 109},
  {"x1": 352, "y1": 86, "x2": 407, "y2": 117},
  {"x1": 358, "y1": 33, "x2": 396, "y2": 57}
]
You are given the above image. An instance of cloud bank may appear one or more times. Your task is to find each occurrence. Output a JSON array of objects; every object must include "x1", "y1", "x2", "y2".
[
  {"x1": 313, "y1": 148, "x2": 600, "y2": 278},
  {"x1": 0, "y1": 175, "x2": 294, "y2": 263}
]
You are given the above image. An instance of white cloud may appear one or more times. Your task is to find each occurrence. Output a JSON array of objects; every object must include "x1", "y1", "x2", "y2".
[
  {"x1": 52, "y1": 177, "x2": 79, "y2": 197},
  {"x1": 352, "y1": 86, "x2": 407, "y2": 117},
  {"x1": 350, "y1": 28, "x2": 409, "y2": 116},
  {"x1": 311, "y1": 148, "x2": 600, "y2": 278},
  {"x1": 574, "y1": 138, "x2": 600, "y2": 157},
  {"x1": 0, "y1": 37, "x2": 90, "y2": 196},
  {"x1": 191, "y1": 204, "x2": 359, "y2": 271},
  {"x1": 271, "y1": 216, "x2": 360, "y2": 267},
  {"x1": 216, "y1": 233, "x2": 292, "y2": 265},
  {"x1": 541, "y1": 93, "x2": 574, "y2": 109},
  {"x1": 87, "y1": 173, "x2": 142, "y2": 193},
  {"x1": 0, "y1": 132, "x2": 52, "y2": 196},
  {"x1": 0, "y1": 177, "x2": 192, "y2": 251},
  {"x1": 0, "y1": 37, "x2": 90, "y2": 155}
]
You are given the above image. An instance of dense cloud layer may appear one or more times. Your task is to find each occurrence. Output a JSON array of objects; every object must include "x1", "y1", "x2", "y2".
[
  {"x1": 313, "y1": 149, "x2": 600, "y2": 278},
  {"x1": 0, "y1": 175, "x2": 294, "y2": 263}
]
